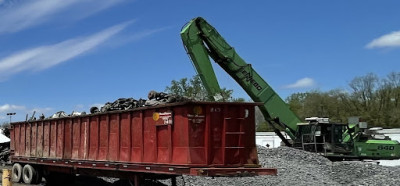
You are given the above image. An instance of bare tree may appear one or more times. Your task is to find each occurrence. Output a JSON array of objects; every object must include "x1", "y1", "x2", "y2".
[{"x1": 348, "y1": 73, "x2": 378, "y2": 112}]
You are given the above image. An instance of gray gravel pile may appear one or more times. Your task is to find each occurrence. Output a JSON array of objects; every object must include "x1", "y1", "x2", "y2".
[
  {"x1": 255, "y1": 146, "x2": 338, "y2": 186},
  {"x1": 331, "y1": 161, "x2": 400, "y2": 185},
  {"x1": 162, "y1": 146, "x2": 400, "y2": 186}
]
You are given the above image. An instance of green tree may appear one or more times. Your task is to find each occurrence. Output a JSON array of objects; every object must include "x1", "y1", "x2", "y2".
[
  {"x1": 165, "y1": 75, "x2": 237, "y2": 101},
  {"x1": 285, "y1": 72, "x2": 400, "y2": 128},
  {"x1": 375, "y1": 72, "x2": 400, "y2": 127}
]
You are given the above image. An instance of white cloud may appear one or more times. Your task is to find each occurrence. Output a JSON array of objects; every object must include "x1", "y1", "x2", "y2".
[
  {"x1": 0, "y1": 0, "x2": 124, "y2": 34},
  {"x1": 0, "y1": 21, "x2": 131, "y2": 81},
  {"x1": 106, "y1": 27, "x2": 169, "y2": 48},
  {"x1": 0, "y1": 104, "x2": 26, "y2": 113},
  {"x1": 284, "y1": 77, "x2": 316, "y2": 89},
  {"x1": 29, "y1": 107, "x2": 53, "y2": 115},
  {"x1": 366, "y1": 31, "x2": 400, "y2": 49}
]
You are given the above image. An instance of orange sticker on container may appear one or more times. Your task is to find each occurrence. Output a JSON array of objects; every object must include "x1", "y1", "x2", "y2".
[
  {"x1": 193, "y1": 106, "x2": 202, "y2": 115},
  {"x1": 153, "y1": 112, "x2": 160, "y2": 121}
]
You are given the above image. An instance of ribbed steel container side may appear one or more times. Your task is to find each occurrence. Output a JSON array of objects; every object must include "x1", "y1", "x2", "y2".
[{"x1": 10, "y1": 102, "x2": 260, "y2": 168}]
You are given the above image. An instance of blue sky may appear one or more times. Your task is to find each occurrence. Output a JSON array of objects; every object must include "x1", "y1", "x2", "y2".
[{"x1": 1, "y1": 0, "x2": 400, "y2": 123}]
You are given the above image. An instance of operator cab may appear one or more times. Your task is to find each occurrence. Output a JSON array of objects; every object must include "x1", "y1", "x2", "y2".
[{"x1": 293, "y1": 117, "x2": 353, "y2": 156}]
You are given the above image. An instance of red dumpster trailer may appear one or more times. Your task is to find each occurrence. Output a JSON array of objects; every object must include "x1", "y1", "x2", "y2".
[{"x1": 10, "y1": 101, "x2": 276, "y2": 185}]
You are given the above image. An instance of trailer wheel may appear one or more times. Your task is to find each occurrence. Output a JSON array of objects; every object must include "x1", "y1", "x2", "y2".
[
  {"x1": 33, "y1": 166, "x2": 43, "y2": 184},
  {"x1": 11, "y1": 163, "x2": 22, "y2": 183},
  {"x1": 22, "y1": 164, "x2": 37, "y2": 184}
]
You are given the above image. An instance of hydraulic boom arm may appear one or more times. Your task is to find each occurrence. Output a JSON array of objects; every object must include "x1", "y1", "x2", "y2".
[{"x1": 181, "y1": 17, "x2": 301, "y2": 145}]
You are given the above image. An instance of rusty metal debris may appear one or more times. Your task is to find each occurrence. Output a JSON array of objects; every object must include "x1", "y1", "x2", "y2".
[
  {"x1": 46, "y1": 91, "x2": 190, "y2": 118},
  {"x1": 145, "y1": 90, "x2": 190, "y2": 106}
]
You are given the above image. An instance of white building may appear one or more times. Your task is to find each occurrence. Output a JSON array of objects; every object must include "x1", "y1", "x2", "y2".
[{"x1": 255, "y1": 132, "x2": 288, "y2": 148}]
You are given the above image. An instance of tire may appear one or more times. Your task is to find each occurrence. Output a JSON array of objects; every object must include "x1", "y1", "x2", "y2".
[
  {"x1": 34, "y1": 167, "x2": 43, "y2": 184},
  {"x1": 22, "y1": 164, "x2": 37, "y2": 184},
  {"x1": 11, "y1": 163, "x2": 22, "y2": 183}
]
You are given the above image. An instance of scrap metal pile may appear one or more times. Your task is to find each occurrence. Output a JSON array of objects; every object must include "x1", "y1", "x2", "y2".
[
  {"x1": 92, "y1": 98, "x2": 146, "y2": 113},
  {"x1": 43, "y1": 91, "x2": 190, "y2": 118},
  {"x1": 0, "y1": 143, "x2": 9, "y2": 163},
  {"x1": 90, "y1": 90, "x2": 190, "y2": 114}
]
